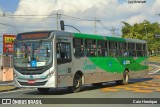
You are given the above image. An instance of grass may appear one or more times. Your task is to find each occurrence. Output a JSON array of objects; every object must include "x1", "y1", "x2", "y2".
[
  {"x1": 148, "y1": 56, "x2": 160, "y2": 63},
  {"x1": 0, "y1": 86, "x2": 16, "y2": 92},
  {"x1": 148, "y1": 66, "x2": 154, "y2": 71}
]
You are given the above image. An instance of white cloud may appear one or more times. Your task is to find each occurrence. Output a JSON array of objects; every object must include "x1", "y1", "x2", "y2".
[
  {"x1": 126, "y1": 14, "x2": 147, "y2": 25},
  {"x1": 151, "y1": 0, "x2": 160, "y2": 14},
  {"x1": 0, "y1": 0, "x2": 160, "y2": 35}
]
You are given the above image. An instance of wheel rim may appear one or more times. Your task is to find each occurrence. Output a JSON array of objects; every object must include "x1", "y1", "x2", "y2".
[
  {"x1": 124, "y1": 73, "x2": 129, "y2": 83},
  {"x1": 74, "y1": 79, "x2": 80, "y2": 88},
  {"x1": 125, "y1": 74, "x2": 128, "y2": 82}
]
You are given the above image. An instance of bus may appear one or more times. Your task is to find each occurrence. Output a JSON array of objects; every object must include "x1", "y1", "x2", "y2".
[{"x1": 13, "y1": 30, "x2": 149, "y2": 93}]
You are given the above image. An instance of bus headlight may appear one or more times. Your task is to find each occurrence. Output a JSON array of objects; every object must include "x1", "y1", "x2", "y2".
[{"x1": 46, "y1": 70, "x2": 54, "y2": 78}]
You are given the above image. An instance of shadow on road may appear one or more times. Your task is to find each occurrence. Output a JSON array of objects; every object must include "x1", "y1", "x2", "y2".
[
  {"x1": 128, "y1": 77, "x2": 153, "y2": 84},
  {"x1": 24, "y1": 77, "x2": 153, "y2": 95}
]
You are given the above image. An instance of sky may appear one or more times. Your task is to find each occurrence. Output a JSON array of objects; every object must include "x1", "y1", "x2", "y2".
[
  {"x1": 0, "y1": 0, "x2": 19, "y2": 12},
  {"x1": 0, "y1": 0, "x2": 160, "y2": 36}
]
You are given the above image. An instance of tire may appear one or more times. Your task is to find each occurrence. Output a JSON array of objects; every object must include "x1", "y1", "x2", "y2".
[
  {"x1": 37, "y1": 88, "x2": 50, "y2": 94},
  {"x1": 122, "y1": 71, "x2": 129, "y2": 85},
  {"x1": 68, "y1": 74, "x2": 82, "y2": 93},
  {"x1": 116, "y1": 70, "x2": 129, "y2": 85}
]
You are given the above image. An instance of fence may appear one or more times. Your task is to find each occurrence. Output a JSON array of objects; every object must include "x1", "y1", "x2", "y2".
[
  {"x1": 1, "y1": 55, "x2": 13, "y2": 68},
  {"x1": 0, "y1": 54, "x2": 13, "y2": 81}
]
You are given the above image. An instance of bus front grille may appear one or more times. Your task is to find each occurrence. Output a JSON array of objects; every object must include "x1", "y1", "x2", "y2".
[
  {"x1": 20, "y1": 72, "x2": 43, "y2": 75},
  {"x1": 18, "y1": 81, "x2": 47, "y2": 86}
]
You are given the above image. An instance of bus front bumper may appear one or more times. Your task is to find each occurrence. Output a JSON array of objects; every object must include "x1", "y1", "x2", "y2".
[{"x1": 14, "y1": 76, "x2": 57, "y2": 88}]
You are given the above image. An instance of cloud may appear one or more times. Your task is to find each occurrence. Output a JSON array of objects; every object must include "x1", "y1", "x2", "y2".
[
  {"x1": 0, "y1": 0, "x2": 160, "y2": 36},
  {"x1": 151, "y1": 0, "x2": 160, "y2": 14},
  {"x1": 126, "y1": 14, "x2": 147, "y2": 25}
]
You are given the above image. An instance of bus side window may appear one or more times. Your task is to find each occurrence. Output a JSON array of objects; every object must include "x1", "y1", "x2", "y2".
[
  {"x1": 136, "y1": 43, "x2": 143, "y2": 57},
  {"x1": 85, "y1": 39, "x2": 97, "y2": 57},
  {"x1": 97, "y1": 40, "x2": 108, "y2": 57},
  {"x1": 109, "y1": 41, "x2": 118, "y2": 57},
  {"x1": 128, "y1": 43, "x2": 136, "y2": 57},
  {"x1": 119, "y1": 42, "x2": 128, "y2": 57},
  {"x1": 73, "y1": 38, "x2": 84, "y2": 57}
]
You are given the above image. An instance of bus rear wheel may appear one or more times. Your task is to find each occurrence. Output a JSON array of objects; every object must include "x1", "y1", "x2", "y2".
[
  {"x1": 68, "y1": 74, "x2": 82, "y2": 93},
  {"x1": 37, "y1": 88, "x2": 49, "y2": 94},
  {"x1": 116, "y1": 70, "x2": 129, "y2": 85}
]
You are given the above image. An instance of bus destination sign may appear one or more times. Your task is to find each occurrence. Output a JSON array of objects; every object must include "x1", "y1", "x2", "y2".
[{"x1": 20, "y1": 33, "x2": 50, "y2": 40}]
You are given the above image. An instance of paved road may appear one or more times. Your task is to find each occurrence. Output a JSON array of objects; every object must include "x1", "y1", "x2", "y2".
[
  {"x1": 149, "y1": 62, "x2": 160, "y2": 74},
  {"x1": 0, "y1": 74, "x2": 160, "y2": 107},
  {"x1": 150, "y1": 62, "x2": 160, "y2": 66}
]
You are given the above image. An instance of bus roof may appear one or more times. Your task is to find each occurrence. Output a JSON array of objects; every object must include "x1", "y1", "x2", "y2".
[
  {"x1": 73, "y1": 32, "x2": 146, "y2": 44},
  {"x1": 17, "y1": 30, "x2": 146, "y2": 44}
]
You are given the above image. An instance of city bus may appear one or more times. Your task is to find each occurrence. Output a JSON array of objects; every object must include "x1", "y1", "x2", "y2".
[{"x1": 13, "y1": 30, "x2": 149, "y2": 93}]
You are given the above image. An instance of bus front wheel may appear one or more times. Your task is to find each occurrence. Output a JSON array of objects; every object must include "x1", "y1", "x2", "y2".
[
  {"x1": 37, "y1": 88, "x2": 49, "y2": 94},
  {"x1": 68, "y1": 74, "x2": 82, "y2": 93}
]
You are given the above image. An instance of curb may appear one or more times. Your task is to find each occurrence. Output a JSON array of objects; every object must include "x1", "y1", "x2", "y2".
[
  {"x1": 0, "y1": 83, "x2": 14, "y2": 86},
  {"x1": 149, "y1": 63, "x2": 160, "y2": 74},
  {"x1": 0, "y1": 87, "x2": 20, "y2": 93}
]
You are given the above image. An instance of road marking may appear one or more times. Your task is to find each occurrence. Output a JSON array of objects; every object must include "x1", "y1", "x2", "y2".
[
  {"x1": 0, "y1": 84, "x2": 13, "y2": 86},
  {"x1": 133, "y1": 89, "x2": 153, "y2": 93},
  {"x1": 0, "y1": 88, "x2": 36, "y2": 94},
  {"x1": 149, "y1": 69, "x2": 160, "y2": 74},
  {"x1": 102, "y1": 88, "x2": 119, "y2": 92},
  {"x1": 101, "y1": 75, "x2": 160, "y2": 93},
  {"x1": 149, "y1": 64, "x2": 160, "y2": 74}
]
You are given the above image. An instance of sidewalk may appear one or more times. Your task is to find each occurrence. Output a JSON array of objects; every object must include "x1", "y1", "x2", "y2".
[
  {"x1": 0, "y1": 81, "x2": 18, "y2": 92},
  {"x1": 149, "y1": 64, "x2": 160, "y2": 74},
  {"x1": 0, "y1": 80, "x2": 14, "y2": 86}
]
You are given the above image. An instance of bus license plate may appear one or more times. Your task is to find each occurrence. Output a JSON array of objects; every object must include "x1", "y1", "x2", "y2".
[{"x1": 28, "y1": 80, "x2": 35, "y2": 84}]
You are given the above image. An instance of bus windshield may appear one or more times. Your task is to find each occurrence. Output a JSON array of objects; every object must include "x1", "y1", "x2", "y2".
[{"x1": 13, "y1": 41, "x2": 52, "y2": 68}]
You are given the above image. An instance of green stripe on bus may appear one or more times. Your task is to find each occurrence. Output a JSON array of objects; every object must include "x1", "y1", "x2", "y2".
[
  {"x1": 74, "y1": 33, "x2": 126, "y2": 42},
  {"x1": 106, "y1": 36, "x2": 126, "y2": 42},
  {"x1": 74, "y1": 33, "x2": 104, "y2": 40},
  {"x1": 88, "y1": 57, "x2": 148, "y2": 73}
]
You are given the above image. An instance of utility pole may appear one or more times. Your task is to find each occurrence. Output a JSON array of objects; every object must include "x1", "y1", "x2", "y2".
[
  {"x1": 56, "y1": 13, "x2": 59, "y2": 30},
  {"x1": 94, "y1": 17, "x2": 97, "y2": 34},
  {"x1": 94, "y1": 17, "x2": 100, "y2": 34},
  {"x1": 110, "y1": 27, "x2": 118, "y2": 36},
  {"x1": 144, "y1": 23, "x2": 147, "y2": 39},
  {"x1": 56, "y1": 13, "x2": 61, "y2": 30}
]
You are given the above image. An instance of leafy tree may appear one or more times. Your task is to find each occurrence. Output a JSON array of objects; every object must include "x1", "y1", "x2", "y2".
[{"x1": 121, "y1": 20, "x2": 160, "y2": 56}]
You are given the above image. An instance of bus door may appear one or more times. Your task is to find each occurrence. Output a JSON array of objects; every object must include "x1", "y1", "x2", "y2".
[{"x1": 56, "y1": 41, "x2": 73, "y2": 87}]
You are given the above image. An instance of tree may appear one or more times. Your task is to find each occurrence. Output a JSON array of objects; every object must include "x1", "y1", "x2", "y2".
[{"x1": 121, "y1": 20, "x2": 160, "y2": 56}]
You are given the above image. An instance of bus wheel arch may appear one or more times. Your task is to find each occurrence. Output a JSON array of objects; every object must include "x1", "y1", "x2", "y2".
[
  {"x1": 75, "y1": 70, "x2": 84, "y2": 84},
  {"x1": 68, "y1": 71, "x2": 83, "y2": 93},
  {"x1": 125, "y1": 68, "x2": 129, "y2": 73}
]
